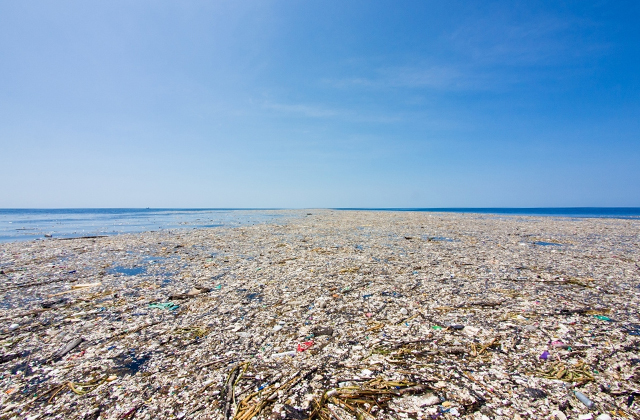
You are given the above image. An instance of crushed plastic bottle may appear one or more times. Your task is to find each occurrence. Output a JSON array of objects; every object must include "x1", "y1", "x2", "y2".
[{"x1": 574, "y1": 390, "x2": 595, "y2": 409}]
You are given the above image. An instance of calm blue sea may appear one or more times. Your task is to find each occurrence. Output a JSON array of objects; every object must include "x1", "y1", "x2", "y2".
[
  {"x1": 1, "y1": 208, "x2": 638, "y2": 243},
  {"x1": 0, "y1": 209, "x2": 285, "y2": 242}
]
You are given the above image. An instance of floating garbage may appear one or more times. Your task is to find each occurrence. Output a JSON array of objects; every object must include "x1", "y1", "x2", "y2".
[
  {"x1": 296, "y1": 340, "x2": 314, "y2": 352},
  {"x1": 148, "y1": 302, "x2": 179, "y2": 310},
  {"x1": 0, "y1": 209, "x2": 639, "y2": 419},
  {"x1": 574, "y1": 390, "x2": 595, "y2": 409}
]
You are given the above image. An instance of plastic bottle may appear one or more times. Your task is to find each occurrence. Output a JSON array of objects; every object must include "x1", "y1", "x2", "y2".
[{"x1": 574, "y1": 390, "x2": 594, "y2": 409}]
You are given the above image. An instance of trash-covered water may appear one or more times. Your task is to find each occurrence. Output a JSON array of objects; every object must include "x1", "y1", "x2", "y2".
[
  {"x1": 108, "y1": 266, "x2": 147, "y2": 276},
  {"x1": 0, "y1": 209, "x2": 288, "y2": 242},
  {"x1": 1, "y1": 209, "x2": 640, "y2": 419},
  {"x1": 4, "y1": 208, "x2": 639, "y2": 243},
  {"x1": 339, "y1": 207, "x2": 640, "y2": 218}
]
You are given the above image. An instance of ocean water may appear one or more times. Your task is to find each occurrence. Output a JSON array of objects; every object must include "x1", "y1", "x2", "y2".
[
  {"x1": 0, "y1": 209, "x2": 285, "y2": 242},
  {"x1": 1, "y1": 208, "x2": 639, "y2": 243}
]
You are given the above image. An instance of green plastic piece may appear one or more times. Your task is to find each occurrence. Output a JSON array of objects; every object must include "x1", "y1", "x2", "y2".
[{"x1": 149, "y1": 302, "x2": 179, "y2": 310}]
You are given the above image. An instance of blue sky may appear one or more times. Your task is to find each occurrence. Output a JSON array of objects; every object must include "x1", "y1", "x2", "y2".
[{"x1": 1, "y1": 1, "x2": 638, "y2": 208}]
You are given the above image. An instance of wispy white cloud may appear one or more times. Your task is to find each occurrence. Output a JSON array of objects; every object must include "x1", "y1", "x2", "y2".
[
  {"x1": 383, "y1": 66, "x2": 465, "y2": 89},
  {"x1": 451, "y1": 15, "x2": 613, "y2": 70},
  {"x1": 259, "y1": 99, "x2": 469, "y2": 133},
  {"x1": 380, "y1": 65, "x2": 516, "y2": 91},
  {"x1": 262, "y1": 102, "x2": 339, "y2": 118},
  {"x1": 324, "y1": 12, "x2": 609, "y2": 93},
  {"x1": 324, "y1": 64, "x2": 519, "y2": 92},
  {"x1": 450, "y1": 16, "x2": 576, "y2": 65},
  {"x1": 261, "y1": 101, "x2": 404, "y2": 123}
]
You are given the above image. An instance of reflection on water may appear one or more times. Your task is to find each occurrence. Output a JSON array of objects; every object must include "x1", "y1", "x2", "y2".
[
  {"x1": 108, "y1": 266, "x2": 146, "y2": 276},
  {"x1": 533, "y1": 241, "x2": 563, "y2": 247}
]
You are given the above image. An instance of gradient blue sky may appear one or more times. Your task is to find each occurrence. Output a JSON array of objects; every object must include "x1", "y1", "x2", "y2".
[{"x1": 1, "y1": 1, "x2": 639, "y2": 208}]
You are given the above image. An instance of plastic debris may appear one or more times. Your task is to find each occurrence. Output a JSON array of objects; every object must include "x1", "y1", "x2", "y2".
[
  {"x1": 575, "y1": 390, "x2": 595, "y2": 409},
  {"x1": 551, "y1": 410, "x2": 568, "y2": 420},
  {"x1": 0, "y1": 209, "x2": 639, "y2": 419},
  {"x1": 525, "y1": 387, "x2": 548, "y2": 399},
  {"x1": 51, "y1": 337, "x2": 84, "y2": 361},
  {"x1": 272, "y1": 350, "x2": 296, "y2": 358},
  {"x1": 148, "y1": 302, "x2": 179, "y2": 310},
  {"x1": 296, "y1": 340, "x2": 314, "y2": 352}
]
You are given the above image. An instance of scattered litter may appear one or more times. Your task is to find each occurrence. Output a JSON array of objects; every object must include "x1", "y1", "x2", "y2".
[
  {"x1": 272, "y1": 351, "x2": 296, "y2": 358},
  {"x1": 525, "y1": 387, "x2": 548, "y2": 399},
  {"x1": 296, "y1": 341, "x2": 314, "y2": 352},
  {"x1": 148, "y1": 302, "x2": 179, "y2": 310},
  {"x1": 51, "y1": 337, "x2": 84, "y2": 361},
  {"x1": 574, "y1": 390, "x2": 595, "y2": 409},
  {"x1": 0, "y1": 210, "x2": 639, "y2": 419},
  {"x1": 71, "y1": 282, "x2": 102, "y2": 289}
]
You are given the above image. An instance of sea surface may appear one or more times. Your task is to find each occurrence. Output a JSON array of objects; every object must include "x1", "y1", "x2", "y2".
[
  {"x1": 1, "y1": 207, "x2": 639, "y2": 243},
  {"x1": 0, "y1": 209, "x2": 286, "y2": 242}
]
